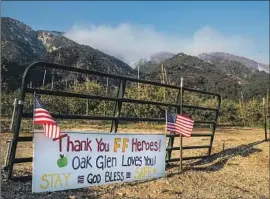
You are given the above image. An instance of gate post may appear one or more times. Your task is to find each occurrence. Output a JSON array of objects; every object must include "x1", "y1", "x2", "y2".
[
  {"x1": 110, "y1": 79, "x2": 126, "y2": 133},
  {"x1": 208, "y1": 95, "x2": 221, "y2": 156},
  {"x1": 179, "y1": 77, "x2": 184, "y2": 171},
  {"x1": 6, "y1": 99, "x2": 25, "y2": 180},
  {"x1": 6, "y1": 65, "x2": 30, "y2": 180}
]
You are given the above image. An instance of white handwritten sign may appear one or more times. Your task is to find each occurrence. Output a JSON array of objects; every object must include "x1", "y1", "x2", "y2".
[{"x1": 32, "y1": 132, "x2": 166, "y2": 193}]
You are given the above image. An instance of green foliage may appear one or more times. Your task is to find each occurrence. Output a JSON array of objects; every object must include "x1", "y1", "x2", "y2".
[
  {"x1": 1, "y1": 91, "x2": 19, "y2": 116},
  {"x1": 1, "y1": 81, "x2": 267, "y2": 128},
  {"x1": 138, "y1": 53, "x2": 269, "y2": 101}
]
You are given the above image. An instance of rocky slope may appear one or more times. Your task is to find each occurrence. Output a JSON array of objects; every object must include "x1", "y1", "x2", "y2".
[
  {"x1": 198, "y1": 52, "x2": 269, "y2": 73},
  {"x1": 1, "y1": 17, "x2": 46, "y2": 64},
  {"x1": 1, "y1": 17, "x2": 136, "y2": 90}
]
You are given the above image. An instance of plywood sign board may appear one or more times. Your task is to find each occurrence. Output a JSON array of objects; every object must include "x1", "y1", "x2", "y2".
[{"x1": 32, "y1": 132, "x2": 166, "y2": 193}]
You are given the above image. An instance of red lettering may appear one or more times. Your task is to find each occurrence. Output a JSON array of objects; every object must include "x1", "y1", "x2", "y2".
[
  {"x1": 67, "y1": 136, "x2": 73, "y2": 152},
  {"x1": 138, "y1": 140, "x2": 142, "y2": 151},
  {"x1": 132, "y1": 138, "x2": 137, "y2": 152},
  {"x1": 132, "y1": 138, "x2": 159, "y2": 152},
  {"x1": 150, "y1": 142, "x2": 154, "y2": 149},
  {"x1": 55, "y1": 134, "x2": 68, "y2": 152},
  {"x1": 67, "y1": 136, "x2": 92, "y2": 152}
]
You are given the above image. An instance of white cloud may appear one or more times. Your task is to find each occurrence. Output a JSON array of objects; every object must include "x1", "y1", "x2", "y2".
[{"x1": 64, "y1": 23, "x2": 269, "y2": 66}]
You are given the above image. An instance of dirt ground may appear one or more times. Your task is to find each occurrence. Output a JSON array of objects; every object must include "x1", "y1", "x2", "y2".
[{"x1": 1, "y1": 126, "x2": 269, "y2": 199}]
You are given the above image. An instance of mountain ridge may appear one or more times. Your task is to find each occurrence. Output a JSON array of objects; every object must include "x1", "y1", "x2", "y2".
[
  {"x1": 198, "y1": 52, "x2": 269, "y2": 73},
  {"x1": 137, "y1": 52, "x2": 269, "y2": 99},
  {"x1": 1, "y1": 17, "x2": 136, "y2": 90},
  {"x1": 134, "y1": 51, "x2": 269, "y2": 74}
]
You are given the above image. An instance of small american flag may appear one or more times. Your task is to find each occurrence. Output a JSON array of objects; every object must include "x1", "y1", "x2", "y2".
[
  {"x1": 166, "y1": 113, "x2": 194, "y2": 137},
  {"x1": 33, "y1": 96, "x2": 61, "y2": 139}
]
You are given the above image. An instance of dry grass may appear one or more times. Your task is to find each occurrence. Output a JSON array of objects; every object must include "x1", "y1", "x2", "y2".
[{"x1": 1, "y1": 125, "x2": 269, "y2": 199}]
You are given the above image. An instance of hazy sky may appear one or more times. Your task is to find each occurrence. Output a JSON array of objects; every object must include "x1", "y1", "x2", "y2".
[{"x1": 3, "y1": 1, "x2": 269, "y2": 65}]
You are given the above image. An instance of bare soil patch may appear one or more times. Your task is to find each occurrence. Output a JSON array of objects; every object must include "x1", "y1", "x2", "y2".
[{"x1": 1, "y1": 127, "x2": 269, "y2": 199}]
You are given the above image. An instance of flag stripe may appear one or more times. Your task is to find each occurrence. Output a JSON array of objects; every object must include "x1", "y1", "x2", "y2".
[
  {"x1": 41, "y1": 124, "x2": 61, "y2": 138},
  {"x1": 175, "y1": 123, "x2": 193, "y2": 131},
  {"x1": 34, "y1": 115, "x2": 55, "y2": 121},
  {"x1": 177, "y1": 116, "x2": 194, "y2": 124},
  {"x1": 177, "y1": 114, "x2": 193, "y2": 120},
  {"x1": 34, "y1": 112, "x2": 53, "y2": 118},
  {"x1": 179, "y1": 128, "x2": 192, "y2": 135},
  {"x1": 176, "y1": 119, "x2": 194, "y2": 126},
  {"x1": 34, "y1": 118, "x2": 57, "y2": 124},
  {"x1": 35, "y1": 108, "x2": 51, "y2": 113}
]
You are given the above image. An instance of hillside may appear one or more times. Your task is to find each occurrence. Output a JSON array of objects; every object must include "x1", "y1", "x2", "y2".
[
  {"x1": 137, "y1": 53, "x2": 269, "y2": 100},
  {"x1": 1, "y1": 17, "x2": 136, "y2": 91},
  {"x1": 198, "y1": 52, "x2": 269, "y2": 73}
]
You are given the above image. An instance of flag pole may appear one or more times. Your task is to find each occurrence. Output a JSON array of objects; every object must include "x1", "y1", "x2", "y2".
[
  {"x1": 179, "y1": 77, "x2": 184, "y2": 172},
  {"x1": 32, "y1": 92, "x2": 36, "y2": 134},
  {"x1": 165, "y1": 108, "x2": 169, "y2": 165},
  {"x1": 165, "y1": 109, "x2": 168, "y2": 134},
  {"x1": 263, "y1": 97, "x2": 267, "y2": 141}
]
